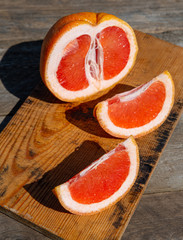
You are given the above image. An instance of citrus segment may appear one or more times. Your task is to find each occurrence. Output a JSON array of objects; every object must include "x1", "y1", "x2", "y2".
[
  {"x1": 56, "y1": 35, "x2": 91, "y2": 91},
  {"x1": 108, "y1": 81, "x2": 166, "y2": 128},
  {"x1": 53, "y1": 136, "x2": 139, "y2": 215},
  {"x1": 99, "y1": 26, "x2": 130, "y2": 80},
  {"x1": 95, "y1": 71, "x2": 175, "y2": 138},
  {"x1": 69, "y1": 148, "x2": 130, "y2": 204},
  {"x1": 40, "y1": 12, "x2": 138, "y2": 102}
]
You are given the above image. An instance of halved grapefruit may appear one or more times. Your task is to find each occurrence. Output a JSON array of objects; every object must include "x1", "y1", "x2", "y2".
[
  {"x1": 53, "y1": 136, "x2": 139, "y2": 215},
  {"x1": 94, "y1": 71, "x2": 175, "y2": 138},
  {"x1": 40, "y1": 12, "x2": 138, "y2": 102}
]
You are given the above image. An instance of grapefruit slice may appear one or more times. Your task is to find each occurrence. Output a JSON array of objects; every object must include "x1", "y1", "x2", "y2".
[
  {"x1": 40, "y1": 12, "x2": 138, "y2": 102},
  {"x1": 53, "y1": 136, "x2": 139, "y2": 215},
  {"x1": 94, "y1": 71, "x2": 175, "y2": 138}
]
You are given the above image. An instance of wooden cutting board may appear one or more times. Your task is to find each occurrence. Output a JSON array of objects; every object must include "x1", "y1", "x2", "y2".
[{"x1": 0, "y1": 30, "x2": 183, "y2": 240}]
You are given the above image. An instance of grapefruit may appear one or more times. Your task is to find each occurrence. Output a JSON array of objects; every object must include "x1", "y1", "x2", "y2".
[
  {"x1": 40, "y1": 12, "x2": 138, "y2": 102},
  {"x1": 94, "y1": 71, "x2": 175, "y2": 138},
  {"x1": 53, "y1": 136, "x2": 139, "y2": 215}
]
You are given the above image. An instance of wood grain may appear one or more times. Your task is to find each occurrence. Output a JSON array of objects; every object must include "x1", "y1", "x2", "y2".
[
  {"x1": 123, "y1": 190, "x2": 183, "y2": 240},
  {"x1": 0, "y1": 0, "x2": 183, "y2": 238},
  {"x1": 145, "y1": 114, "x2": 183, "y2": 194},
  {"x1": 1, "y1": 190, "x2": 182, "y2": 240},
  {"x1": 0, "y1": 0, "x2": 182, "y2": 39},
  {"x1": 0, "y1": 30, "x2": 183, "y2": 239},
  {"x1": 0, "y1": 211, "x2": 50, "y2": 240},
  {"x1": 0, "y1": 0, "x2": 183, "y2": 119}
]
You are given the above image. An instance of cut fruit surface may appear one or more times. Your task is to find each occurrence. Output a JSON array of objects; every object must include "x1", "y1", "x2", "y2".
[
  {"x1": 94, "y1": 71, "x2": 175, "y2": 138},
  {"x1": 100, "y1": 26, "x2": 130, "y2": 80},
  {"x1": 53, "y1": 136, "x2": 139, "y2": 215},
  {"x1": 56, "y1": 35, "x2": 91, "y2": 91},
  {"x1": 40, "y1": 12, "x2": 138, "y2": 102}
]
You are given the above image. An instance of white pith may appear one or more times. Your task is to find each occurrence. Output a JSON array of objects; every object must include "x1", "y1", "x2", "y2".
[
  {"x1": 58, "y1": 136, "x2": 139, "y2": 214},
  {"x1": 45, "y1": 20, "x2": 137, "y2": 101},
  {"x1": 96, "y1": 72, "x2": 174, "y2": 137}
]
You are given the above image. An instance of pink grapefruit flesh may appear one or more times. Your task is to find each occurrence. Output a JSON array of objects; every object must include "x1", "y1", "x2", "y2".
[
  {"x1": 94, "y1": 71, "x2": 175, "y2": 138},
  {"x1": 99, "y1": 26, "x2": 130, "y2": 80},
  {"x1": 108, "y1": 81, "x2": 166, "y2": 128},
  {"x1": 56, "y1": 26, "x2": 130, "y2": 91},
  {"x1": 53, "y1": 136, "x2": 139, "y2": 215},
  {"x1": 40, "y1": 12, "x2": 138, "y2": 102},
  {"x1": 56, "y1": 35, "x2": 91, "y2": 91},
  {"x1": 69, "y1": 145, "x2": 130, "y2": 204}
]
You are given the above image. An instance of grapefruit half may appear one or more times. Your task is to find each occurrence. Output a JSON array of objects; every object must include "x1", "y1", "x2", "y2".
[
  {"x1": 94, "y1": 71, "x2": 175, "y2": 138},
  {"x1": 53, "y1": 136, "x2": 139, "y2": 215},
  {"x1": 40, "y1": 12, "x2": 138, "y2": 102}
]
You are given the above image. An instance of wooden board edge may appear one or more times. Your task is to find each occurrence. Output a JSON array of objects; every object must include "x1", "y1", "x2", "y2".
[
  {"x1": 134, "y1": 29, "x2": 183, "y2": 51},
  {"x1": 0, "y1": 30, "x2": 183, "y2": 239},
  {"x1": 118, "y1": 106, "x2": 183, "y2": 238},
  {"x1": 0, "y1": 206, "x2": 63, "y2": 240}
]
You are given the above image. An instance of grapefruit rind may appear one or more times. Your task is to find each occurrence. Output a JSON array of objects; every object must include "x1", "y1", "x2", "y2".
[
  {"x1": 94, "y1": 71, "x2": 175, "y2": 138},
  {"x1": 53, "y1": 136, "x2": 139, "y2": 215},
  {"x1": 40, "y1": 12, "x2": 138, "y2": 102}
]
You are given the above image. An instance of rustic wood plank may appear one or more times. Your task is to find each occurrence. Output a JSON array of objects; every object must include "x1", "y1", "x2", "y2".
[
  {"x1": 0, "y1": 1, "x2": 183, "y2": 239},
  {"x1": 123, "y1": 190, "x2": 183, "y2": 239},
  {"x1": 0, "y1": 40, "x2": 42, "y2": 115},
  {"x1": 152, "y1": 30, "x2": 183, "y2": 48},
  {"x1": 0, "y1": 30, "x2": 183, "y2": 239},
  {"x1": 0, "y1": 211, "x2": 51, "y2": 240},
  {"x1": 1, "y1": 115, "x2": 182, "y2": 196},
  {"x1": 1, "y1": 0, "x2": 183, "y2": 11},
  {"x1": 0, "y1": 81, "x2": 19, "y2": 116},
  {"x1": 145, "y1": 114, "x2": 183, "y2": 194},
  {"x1": 0, "y1": 0, "x2": 182, "y2": 42},
  {"x1": 1, "y1": 190, "x2": 182, "y2": 239},
  {"x1": 0, "y1": 0, "x2": 183, "y2": 118},
  {"x1": 1, "y1": 30, "x2": 183, "y2": 118}
]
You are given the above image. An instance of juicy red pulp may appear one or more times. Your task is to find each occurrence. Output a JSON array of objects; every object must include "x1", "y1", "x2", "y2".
[
  {"x1": 56, "y1": 35, "x2": 91, "y2": 91},
  {"x1": 100, "y1": 26, "x2": 130, "y2": 80},
  {"x1": 56, "y1": 26, "x2": 130, "y2": 91},
  {"x1": 68, "y1": 146, "x2": 130, "y2": 204},
  {"x1": 108, "y1": 81, "x2": 166, "y2": 128}
]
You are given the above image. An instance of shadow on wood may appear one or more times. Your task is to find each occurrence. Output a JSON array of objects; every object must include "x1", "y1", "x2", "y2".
[
  {"x1": 65, "y1": 84, "x2": 134, "y2": 137},
  {"x1": 0, "y1": 40, "x2": 65, "y2": 133},
  {"x1": 0, "y1": 40, "x2": 43, "y2": 132},
  {"x1": 0, "y1": 40, "x2": 42, "y2": 99},
  {"x1": 0, "y1": 99, "x2": 24, "y2": 132},
  {"x1": 24, "y1": 140, "x2": 106, "y2": 212}
]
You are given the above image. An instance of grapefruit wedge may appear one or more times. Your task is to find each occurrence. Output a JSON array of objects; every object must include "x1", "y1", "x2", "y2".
[
  {"x1": 53, "y1": 136, "x2": 139, "y2": 215},
  {"x1": 94, "y1": 71, "x2": 175, "y2": 138},
  {"x1": 40, "y1": 12, "x2": 138, "y2": 102}
]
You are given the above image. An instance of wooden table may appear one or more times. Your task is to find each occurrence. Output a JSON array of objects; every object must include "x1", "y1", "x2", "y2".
[{"x1": 0, "y1": 0, "x2": 182, "y2": 239}]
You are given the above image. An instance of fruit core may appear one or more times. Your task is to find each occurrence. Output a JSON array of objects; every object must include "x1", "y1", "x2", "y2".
[
  {"x1": 68, "y1": 146, "x2": 130, "y2": 204},
  {"x1": 56, "y1": 26, "x2": 130, "y2": 91},
  {"x1": 108, "y1": 81, "x2": 166, "y2": 128}
]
